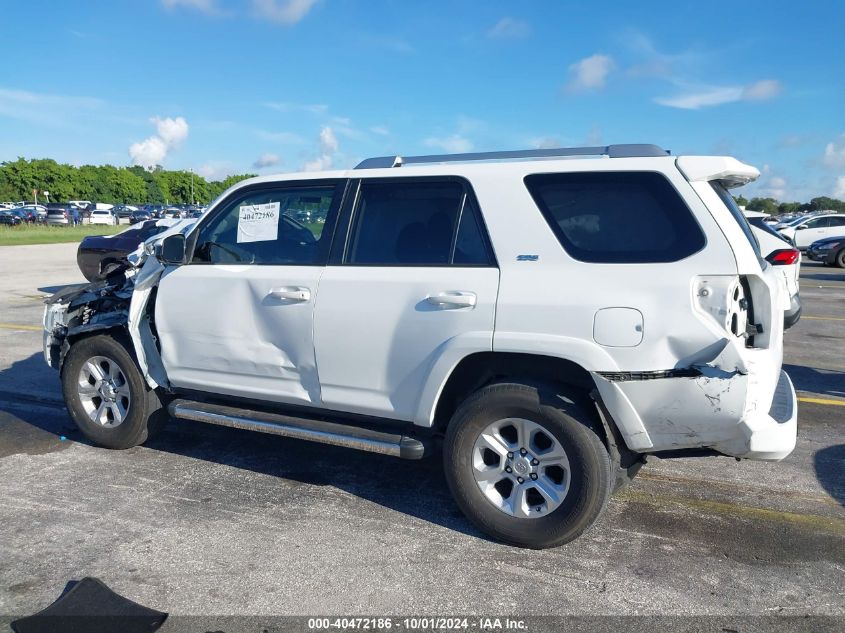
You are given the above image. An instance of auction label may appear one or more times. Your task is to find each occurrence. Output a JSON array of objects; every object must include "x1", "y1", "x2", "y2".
[{"x1": 237, "y1": 201, "x2": 280, "y2": 243}]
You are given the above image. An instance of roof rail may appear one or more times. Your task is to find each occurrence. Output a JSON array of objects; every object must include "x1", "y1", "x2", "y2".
[{"x1": 354, "y1": 144, "x2": 670, "y2": 170}]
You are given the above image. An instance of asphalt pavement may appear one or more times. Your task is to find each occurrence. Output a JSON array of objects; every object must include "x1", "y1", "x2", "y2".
[{"x1": 0, "y1": 243, "x2": 842, "y2": 621}]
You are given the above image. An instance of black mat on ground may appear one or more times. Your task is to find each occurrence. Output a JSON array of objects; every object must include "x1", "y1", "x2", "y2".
[{"x1": 11, "y1": 577, "x2": 167, "y2": 633}]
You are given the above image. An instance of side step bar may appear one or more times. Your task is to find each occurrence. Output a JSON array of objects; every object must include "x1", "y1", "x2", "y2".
[{"x1": 167, "y1": 399, "x2": 427, "y2": 460}]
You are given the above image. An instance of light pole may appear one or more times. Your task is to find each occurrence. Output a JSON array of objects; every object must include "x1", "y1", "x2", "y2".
[{"x1": 190, "y1": 169, "x2": 194, "y2": 206}]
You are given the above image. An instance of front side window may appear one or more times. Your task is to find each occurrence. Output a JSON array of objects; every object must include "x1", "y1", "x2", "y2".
[
  {"x1": 192, "y1": 184, "x2": 340, "y2": 265},
  {"x1": 345, "y1": 179, "x2": 494, "y2": 266},
  {"x1": 802, "y1": 217, "x2": 827, "y2": 229},
  {"x1": 525, "y1": 171, "x2": 706, "y2": 263}
]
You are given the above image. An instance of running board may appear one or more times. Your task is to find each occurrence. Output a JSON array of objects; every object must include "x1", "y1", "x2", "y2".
[{"x1": 167, "y1": 399, "x2": 426, "y2": 460}]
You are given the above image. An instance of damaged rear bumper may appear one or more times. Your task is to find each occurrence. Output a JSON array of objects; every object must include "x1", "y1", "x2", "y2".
[
  {"x1": 710, "y1": 369, "x2": 797, "y2": 461},
  {"x1": 592, "y1": 362, "x2": 798, "y2": 462}
]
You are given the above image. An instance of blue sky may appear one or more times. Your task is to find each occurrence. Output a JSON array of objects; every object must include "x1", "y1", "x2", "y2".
[{"x1": 1, "y1": 0, "x2": 844, "y2": 201}]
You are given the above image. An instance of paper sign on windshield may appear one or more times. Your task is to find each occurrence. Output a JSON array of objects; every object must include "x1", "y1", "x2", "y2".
[{"x1": 237, "y1": 202, "x2": 280, "y2": 243}]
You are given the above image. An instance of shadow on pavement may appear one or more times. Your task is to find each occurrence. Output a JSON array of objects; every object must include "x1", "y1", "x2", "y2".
[
  {"x1": 0, "y1": 352, "x2": 482, "y2": 540},
  {"x1": 798, "y1": 272, "x2": 845, "y2": 283},
  {"x1": 783, "y1": 364, "x2": 845, "y2": 398},
  {"x1": 814, "y1": 444, "x2": 845, "y2": 508}
]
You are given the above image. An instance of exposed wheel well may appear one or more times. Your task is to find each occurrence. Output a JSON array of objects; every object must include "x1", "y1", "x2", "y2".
[
  {"x1": 433, "y1": 352, "x2": 596, "y2": 431},
  {"x1": 432, "y1": 351, "x2": 645, "y2": 489}
]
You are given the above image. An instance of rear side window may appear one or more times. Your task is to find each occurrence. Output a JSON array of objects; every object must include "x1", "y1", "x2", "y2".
[
  {"x1": 525, "y1": 171, "x2": 705, "y2": 263},
  {"x1": 346, "y1": 179, "x2": 494, "y2": 266}
]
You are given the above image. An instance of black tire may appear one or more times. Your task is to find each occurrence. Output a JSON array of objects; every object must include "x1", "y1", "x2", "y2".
[
  {"x1": 836, "y1": 249, "x2": 845, "y2": 268},
  {"x1": 61, "y1": 333, "x2": 165, "y2": 449},
  {"x1": 443, "y1": 382, "x2": 612, "y2": 549}
]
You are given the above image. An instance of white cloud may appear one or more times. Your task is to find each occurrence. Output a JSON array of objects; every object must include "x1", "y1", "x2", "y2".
[
  {"x1": 486, "y1": 17, "x2": 530, "y2": 39},
  {"x1": 264, "y1": 101, "x2": 328, "y2": 115},
  {"x1": 370, "y1": 125, "x2": 390, "y2": 136},
  {"x1": 253, "y1": 152, "x2": 280, "y2": 169},
  {"x1": 162, "y1": 0, "x2": 219, "y2": 13},
  {"x1": 834, "y1": 176, "x2": 845, "y2": 199},
  {"x1": 318, "y1": 126, "x2": 338, "y2": 154},
  {"x1": 742, "y1": 79, "x2": 783, "y2": 101},
  {"x1": 129, "y1": 116, "x2": 189, "y2": 167},
  {"x1": 302, "y1": 125, "x2": 338, "y2": 171},
  {"x1": 252, "y1": 0, "x2": 318, "y2": 24},
  {"x1": 423, "y1": 134, "x2": 474, "y2": 154},
  {"x1": 196, "y1": 162, "x2": 238, "y2": 181},
  {"x1": 256, "y1": 129, "x2": 305, "y2": 144},
  {"x1": 531, "y1": 137, "x2": 562, "y2": 149},
  {"x1": 0, "y1": 87, "x2": 102, "y2": 126},
  {"x1": 128, "y1": 137, "x2": 168, "y2": 167},
  {"x1": 656, "y1": 79, "x2": 783, "y2": 110},
  {"x1": 565, "y1": 54, "x2": 615, "y2": 92},
  {"x1": 153, "y1": 116, "x2": 189, "y2": 146},
  {"x1": 823, "y1": 134, "x2": 845, "y2": 168},
  {"x1": 758, "y1": 174, "x2": 789, "y2": 200},
  {"x1": 302, "y1": 155, "x2": 333, "y2": 171}
]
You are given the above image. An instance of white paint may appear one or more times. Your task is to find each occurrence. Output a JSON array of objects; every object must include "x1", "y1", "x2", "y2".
[{"x1": 103, "y1": 150, "x2": 794, "y2": 462}]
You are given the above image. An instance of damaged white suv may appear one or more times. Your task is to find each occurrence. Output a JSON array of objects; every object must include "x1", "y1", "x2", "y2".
[{"x1": 43, "y1": 144, "x2": 798, "y2": 548}]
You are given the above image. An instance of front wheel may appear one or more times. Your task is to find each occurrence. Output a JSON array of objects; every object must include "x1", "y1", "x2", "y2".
[
  {"x1": 443, "y1": 383, "x2": 612, "y2": 549},
  {"x1": 836, "y1": 249, "x2": 845, "y2": 269},
  {"x1": 61, "y1": 333, "x2": 166, "y2": 449}
]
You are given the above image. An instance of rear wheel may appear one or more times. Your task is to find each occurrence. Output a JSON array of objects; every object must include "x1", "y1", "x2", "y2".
[
  {"x1": 443, "y1": 383, "x2": 611, "y2": 548},
  {"x1": 61, "y1": 333, "x2": 166, "y2": 449}
]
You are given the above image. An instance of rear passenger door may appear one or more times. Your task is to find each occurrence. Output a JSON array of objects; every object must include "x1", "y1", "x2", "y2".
[{"x1": 313, "y1": 177, "x2": 499, "y2": 422}]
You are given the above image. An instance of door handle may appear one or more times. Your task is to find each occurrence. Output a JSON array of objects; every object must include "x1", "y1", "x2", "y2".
[
  {"x1": 427, "y1": 291, "x2": 477, "y2": 308},
  {"x1": 269, "y1": 286, "x2": 311, "y2": 302}
]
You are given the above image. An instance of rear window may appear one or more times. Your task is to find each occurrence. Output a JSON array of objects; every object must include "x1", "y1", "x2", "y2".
[
  {"x1": 747, "y1": 216, "x2": 789, "y2": 243},
  {"x1": 711, "y1": 182, "x2": 762, "y2": 259},
  {"x1": 524, "y1": 171, "x2": 705, "y2": 263}
]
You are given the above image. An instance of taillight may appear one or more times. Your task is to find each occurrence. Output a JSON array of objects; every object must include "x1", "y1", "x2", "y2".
[{"x1": 766, "y1": 248, "x2": 800, "y2": 266}]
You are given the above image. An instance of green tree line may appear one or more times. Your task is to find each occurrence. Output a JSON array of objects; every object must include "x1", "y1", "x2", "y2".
[
  {"x1": 733, "y1": 194, "x2": 845, "y2": 215},
  {"x1": 0, "y1": 158, "x2": 255, "y2": 205}
]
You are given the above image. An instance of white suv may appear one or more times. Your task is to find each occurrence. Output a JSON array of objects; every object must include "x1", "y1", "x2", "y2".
[
  {"x1": 778, "y1": 213, "x2": 845, "y2": 249},
  {"x1": 43, "y1": 144, "x2": 798, "y2": 548}
]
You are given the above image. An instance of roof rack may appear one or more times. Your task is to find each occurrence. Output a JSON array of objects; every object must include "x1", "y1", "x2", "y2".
[{"x1": 354, "y1": 144, "x2": 670, "y2": 170}]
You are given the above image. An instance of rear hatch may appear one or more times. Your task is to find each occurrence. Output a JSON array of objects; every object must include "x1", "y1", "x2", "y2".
[{"x1": 677, "y1": 156, "x2": 786, "y2": 422}]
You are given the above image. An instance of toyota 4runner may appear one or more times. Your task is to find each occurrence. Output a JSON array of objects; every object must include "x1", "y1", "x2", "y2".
[{"x1": 43, "y1": 144, "x2": 798, "y2": 548}]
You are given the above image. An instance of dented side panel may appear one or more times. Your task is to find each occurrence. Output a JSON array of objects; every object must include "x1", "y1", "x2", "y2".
[{"x1": 154, "y1": 264, "x2": 324, "y2": 406}]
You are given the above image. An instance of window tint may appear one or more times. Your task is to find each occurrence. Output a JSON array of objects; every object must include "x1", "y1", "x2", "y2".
[
  {"x1": 828, "y1": 216, "x2": 845, "y2": 227},
  {"x1": 525, "y1": 172, "x2": 706, "y2": 263},
  {"x1": 453, "y1": 198, "x2": 494, "y2": 265},
  {"x1": 803, "y1": 217, "x2": 827, "y2": 229},
  {"x1": 346, "y1": 180, "x2": 465, "y2": 265},
  {"x1": 192, "y1": 185, "x2": 338, "y2": 265},
  {"x1": 747, "y1": 216, "x2": 789, "y2": 243},
  {"x1": 711, "y1": 183, "x2": 762, "y2": 259}
]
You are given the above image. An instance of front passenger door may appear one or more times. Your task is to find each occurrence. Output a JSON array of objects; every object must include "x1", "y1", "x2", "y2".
[
  {"x1": 794, "y1": 217, "x2": 829, "y2": 248},
  {"x1": 155, "y1": 180, "x2": 345, "y2": 406}
]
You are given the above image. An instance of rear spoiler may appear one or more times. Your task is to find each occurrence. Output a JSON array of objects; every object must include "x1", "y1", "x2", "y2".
[{"x1": 676, "y1": 156, "x2": 760, "y2": 189}]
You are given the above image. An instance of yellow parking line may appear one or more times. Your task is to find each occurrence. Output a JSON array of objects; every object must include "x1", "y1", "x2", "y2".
[
  {"x1": 0, "y1": 323, "x2": 41, "y2": 332},
  {"x1": 802, "y1": 315, "x2": 845, "y2": 322},
  {"x1": 798, "y1": 396, "x2": 845, "y2": 407}
]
